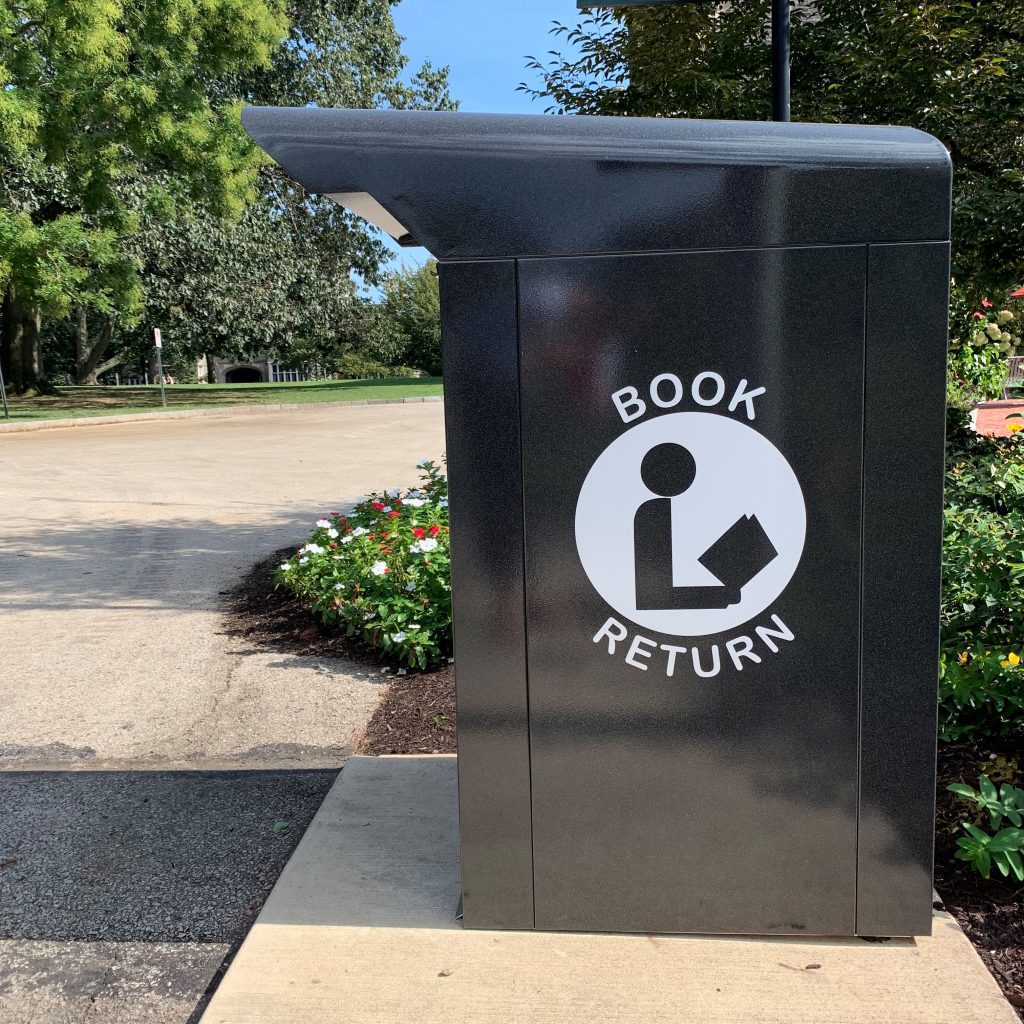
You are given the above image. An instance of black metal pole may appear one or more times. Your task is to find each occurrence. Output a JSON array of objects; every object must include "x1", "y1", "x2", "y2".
[{"x1": 771, "y1": 0, "x2": 791, "y2": 122}]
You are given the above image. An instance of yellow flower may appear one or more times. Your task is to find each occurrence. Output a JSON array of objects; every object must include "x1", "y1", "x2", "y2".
[
  {"x1": 999, "y1": 652, "x2": 1021, "y2": 669},
  {"x1": 1008, "y1": 422, "x2": 1024, "y2": 434},
  {"x1": 957, "y1": 651, "x2": 969, "y2": 666}
]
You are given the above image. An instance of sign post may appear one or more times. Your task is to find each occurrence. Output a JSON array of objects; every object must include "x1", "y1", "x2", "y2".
[{"x1": 154, "y1": 328, "x2": 167, "y2": 409}]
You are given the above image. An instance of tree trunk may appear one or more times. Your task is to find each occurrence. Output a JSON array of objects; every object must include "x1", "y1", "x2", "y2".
[
  {"x1": 1, "y1": 282, "x2": 26, "y2": 392},
  {"x1": 74, "y1": 307, "x2": 119, "y2": 385},
  {"x1": 0, "y1": 285, "x2": 51, "y2": 394},
  {"x1": 23, "y1": 305, "x2": 43, "y2": 390}
]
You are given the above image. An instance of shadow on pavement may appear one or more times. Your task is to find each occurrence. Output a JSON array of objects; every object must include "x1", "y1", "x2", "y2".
[{"x1": 0, "y1": 768, "x2": 338, "y2": 943}]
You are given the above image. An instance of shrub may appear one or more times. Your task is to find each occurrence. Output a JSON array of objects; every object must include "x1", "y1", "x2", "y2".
[
  {"x1": 334, "y1": 350, "x2": 418, "y2": 380},
  {"x1": 948, "y1": 775, "x2": 1024, "y2": 881},
  {"x1": 275, "y1": 461, "x2": 451, "y2": 668},
  {"x1": 939, "y1": 412, "x2": 1024, "y2": 740},
  {"x1": 947, "y1": 286, "x2": 1021, "y2": 407}
]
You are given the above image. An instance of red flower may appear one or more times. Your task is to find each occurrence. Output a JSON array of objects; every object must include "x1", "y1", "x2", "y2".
[
  {"x1": 380, "y1": 547, "x2": 392, "y2": 554},
  {"x1": 371, "y1": 501, "x2": 386, "y2": 511},
  {"x1": 368, "y1": 533, "x2": 376, "y2": 540},
  {"x1": 392, "y1": 499, "x2": 403, "y2": 507},
  {"x1": 381, "y1": 532, "x2": 391, "y2": 539},
  {"x1": 412, "y1": 527, "x2": 426, "y2": 539},
  {"x1": 388, "y1": 511, "x2": 400, "y2": 519},
  {"x1": 428, "y1": 524, "x2": 440, "y2": 537}
]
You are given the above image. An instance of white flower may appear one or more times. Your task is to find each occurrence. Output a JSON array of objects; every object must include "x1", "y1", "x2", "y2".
[
  {"x1": 387, "y1": 488, "x2": 401, "y2": 498},
  {"x1": 370, "y1": 561, "x2": 388, "y2": 576},
  {"x1": 351, "y1": 527, "x2": 369, "y2": 537},
  {"x1": 341, "y1": 535, "x2": 354, "y2": 545},
  {"x1": 986, "y1": 322, "x2": 1002, "y2": 340},
  {"x1": 364, "y1": 611, "x2": 376, "y2": 620},
  {"x1": 392, "y1": 631, "x2": 407, "y2": 643},
  {"x1": 409, "y1": 623, "x2": 420, "y2": 630},
  {"x1": 1001, "y1": 332, "x2": 1012, "y2": 343},
  {"x1": 404, "y1": 498, "x2": 426, "y2": 508},
  {"x1": 279, "y1": 562, "x2": 291, "y2": 571},
  {"x1": 316, "y1": 519, "x2": 331, "y2": 529},
  {"x1": 998, "y1": 310, "x2": 1015, "y2": 324},
  {"x1": 335, "y1": 583, "x2": 343, "y2": 590},
  {"x1": 380, "y1": 666, "x2": 390, "y2": 674},
  {"x1": 301, "y1": 543, "x2": 324, "y2": 555},
  {"x1": 299, "y1": 557, "x2": 308, "y2": 565},
  {"x1": 406, "y1": 581, "x2": 417, "y2": 591},
  {"x1": 369, "y1": 519, "x2": 378, "y2": 525},
  {"x1": 327, "y1": 528, "x2": 339, "y2": 539},
  {"x1": 397, "y1": 668, "x2": 407, "y2": 676},
  {"x1": 411, "y1": 538, "x2": 439, "y2": 554},
  {"x1": 439, "y1": 498, "x2": 449, "y2": 508}
]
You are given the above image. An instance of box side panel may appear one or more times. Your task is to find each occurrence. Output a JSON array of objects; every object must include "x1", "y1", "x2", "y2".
[
  {"x1": 519, "y1": 246, "x2": 865, "y2": 935},
  {"x1": 439, "y1": 260, "x2": 534, "y2": 929},
  {"x1": 857, "y1": 242, "x2": 949, "y2": 936}
]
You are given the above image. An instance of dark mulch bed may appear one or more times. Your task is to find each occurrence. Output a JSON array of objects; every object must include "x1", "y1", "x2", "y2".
[
  {"x1": 224, "y1": 549, "x2": 1020, "y2": 1013},
  {"x1": 221, "y1": 547, "x2": 456, "y2": 755},
  {"x1": 935, "y1": 741, "x2": 1024, "y2": 1018},
  {"x1": 357, "y1": 665, "x2": 456, "y2": 755}
]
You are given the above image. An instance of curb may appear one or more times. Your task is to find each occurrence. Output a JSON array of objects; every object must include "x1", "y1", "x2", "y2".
[{"x1": 0, "y1": 395, "x2": 444, "y2": 434}]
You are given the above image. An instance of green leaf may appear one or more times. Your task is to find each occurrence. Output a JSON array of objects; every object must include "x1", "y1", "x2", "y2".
[{"x1": 947, "y1": 783, "x2": 977, "y2": 800}]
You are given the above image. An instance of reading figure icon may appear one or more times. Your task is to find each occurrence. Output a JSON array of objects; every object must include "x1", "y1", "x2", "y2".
[{"x1": 633, "y1": 442, "x2": 780, "y2": 612}]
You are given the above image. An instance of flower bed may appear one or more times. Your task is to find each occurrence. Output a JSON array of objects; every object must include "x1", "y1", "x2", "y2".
[{"x1": 275, "y1": 460, "x2": 451, "y2": 669}]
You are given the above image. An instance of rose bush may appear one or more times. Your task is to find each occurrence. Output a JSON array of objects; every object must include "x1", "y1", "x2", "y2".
[{"x1": 275, "y1": 460, "x2": 451, "y2": 668}]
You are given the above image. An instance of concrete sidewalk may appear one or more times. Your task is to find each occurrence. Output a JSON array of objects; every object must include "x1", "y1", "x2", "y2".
[{"x1": 201, "y1": 755, "x2": 1018, "y2": 1024}]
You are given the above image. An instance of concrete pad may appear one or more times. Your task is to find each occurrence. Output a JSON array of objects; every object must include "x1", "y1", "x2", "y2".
[{"x1": 201, "y1": 755, "x2": 1017, "y2": 1024}]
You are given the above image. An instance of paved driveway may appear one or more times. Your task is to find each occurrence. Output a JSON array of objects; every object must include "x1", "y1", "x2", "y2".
[{"x1": 0, "y1": 404, "x2": 446, "y2": 1023}]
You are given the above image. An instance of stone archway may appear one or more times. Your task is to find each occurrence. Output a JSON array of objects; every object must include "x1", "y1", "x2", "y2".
[{"x1": 224, "y1": 366, "x2": 264, "y2": 384}]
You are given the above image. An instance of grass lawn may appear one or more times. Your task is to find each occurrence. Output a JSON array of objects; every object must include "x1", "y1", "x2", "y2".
[{"x1": 0, "y1": 377, "x2": 443, "y2": 423}]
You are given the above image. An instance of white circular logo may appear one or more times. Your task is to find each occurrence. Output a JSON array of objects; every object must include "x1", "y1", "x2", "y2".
[{"x1": 575, "y1": 412, "x2": 806, "y2": 637}]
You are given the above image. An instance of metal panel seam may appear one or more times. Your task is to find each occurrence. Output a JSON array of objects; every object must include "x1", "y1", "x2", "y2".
[
  {"x1": 514, "y1": 258, "x2": 538, "y2": 929},
  {"x1": 855, "y1": 243, "x2": 870, "y2": 935}
]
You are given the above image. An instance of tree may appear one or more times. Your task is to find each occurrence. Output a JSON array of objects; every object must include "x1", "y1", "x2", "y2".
[
  {"x1": 379, "y1": 259, "x2": 442, "y2": 376},
  {"x1": 0, "y1": 0, "x2": 290, "y2": 391},
  {"x1": 524, "y1": 2, "x2": 1024, "y2": 302},
  {"x1": 122, "y1": 1, "x2": 454, "y2": 384}
]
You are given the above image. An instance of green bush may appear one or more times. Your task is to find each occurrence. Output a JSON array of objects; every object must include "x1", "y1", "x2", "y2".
[
  {"x1": 334, "y1": 351, "x2": 418, "y2": 380},
  {"x1": 947, "y1": 286, "x2": 1020, "y2": 407},
  {"x1": 948, "y1": 775, "x2": 1024, "y2": 881},
  {"x1": 939, "y1": 412, "x2": 1024, "y2": 740},
  {"x1": 275, "y1": 461, "x2": 451, "y2": 668}
]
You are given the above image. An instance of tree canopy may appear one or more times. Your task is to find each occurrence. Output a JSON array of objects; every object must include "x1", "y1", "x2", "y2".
[
  {"x1": 1, "y1": 0, "x2": 453, "y2": 390},
  {"x1": 525, "y1": 1, "x2": 1024, "y2": 302}
]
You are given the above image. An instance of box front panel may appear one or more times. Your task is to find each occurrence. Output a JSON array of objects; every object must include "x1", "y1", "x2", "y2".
[{"x1": 519, "y1": 246, "x2": 866, "y2": 934}]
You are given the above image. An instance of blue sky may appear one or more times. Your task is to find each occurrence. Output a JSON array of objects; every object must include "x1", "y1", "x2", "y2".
[{"x1": 378, "y1": 0, "x2": 581, "y2": 272}]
